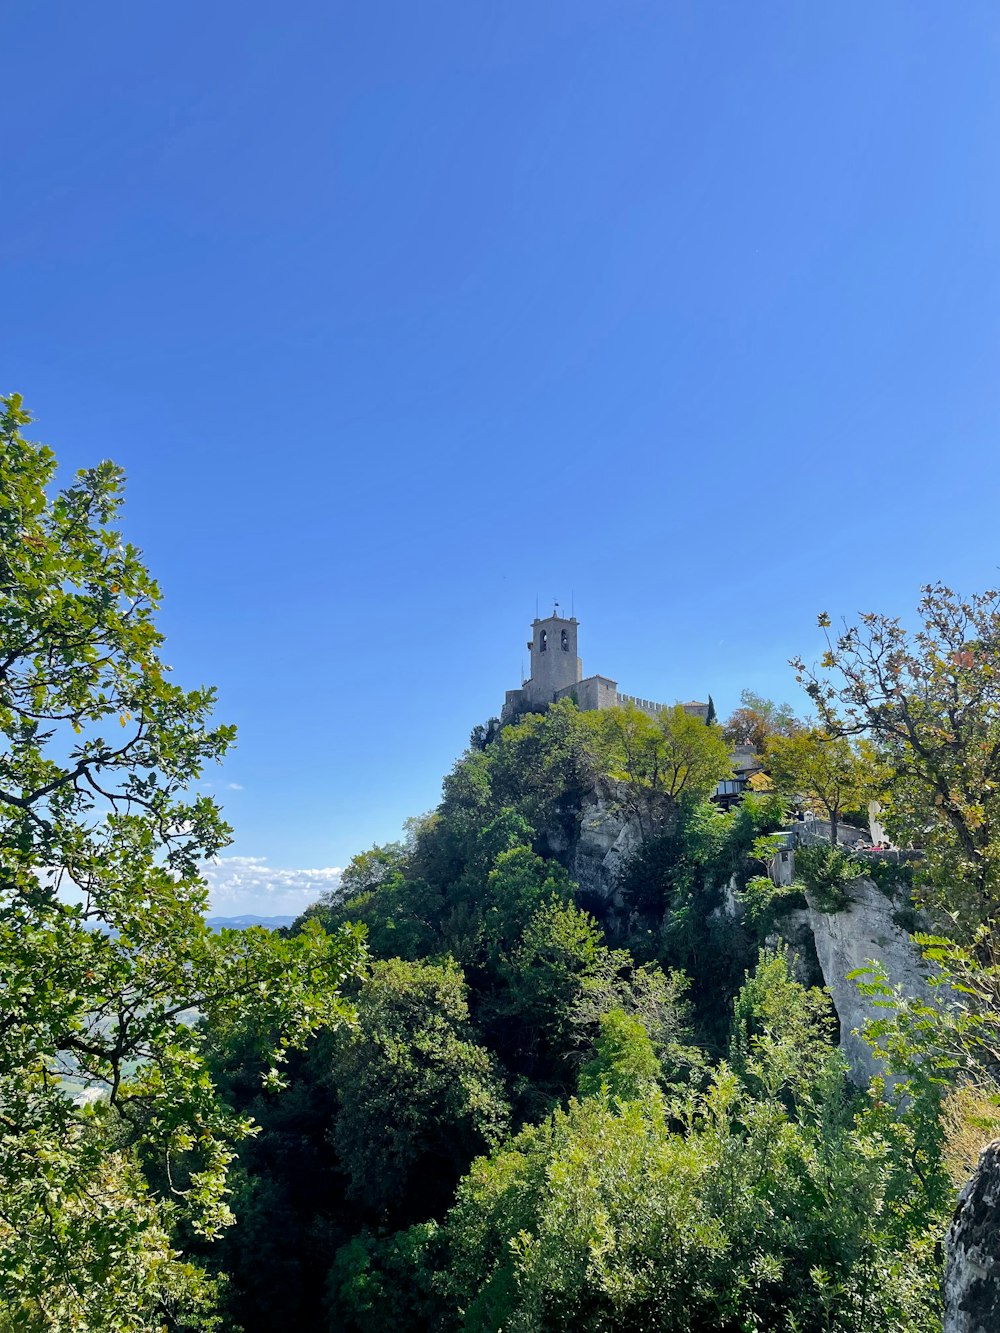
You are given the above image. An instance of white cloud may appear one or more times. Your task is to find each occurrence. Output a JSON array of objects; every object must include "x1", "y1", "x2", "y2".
[
  {"x1": 226, "y1": 782, "x2": 244, "y2": 790},
  {"x1": 200, "y1": 856, "x2": 342, "y2": 917}
]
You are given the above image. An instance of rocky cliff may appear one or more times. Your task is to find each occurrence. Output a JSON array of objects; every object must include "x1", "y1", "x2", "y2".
[
  {"x1": 546, "y1": 776, "x2": 648, "y2": 906},
  {"x1": 945, "y1": 1141, "x2": 1000, "y2": 1333},
  {"x1": 802, "y1": 875, "x2": 931, "y2": 1082},
  {"x1": 556, "y1": 783, "x2": 930, "y2": 1083}
]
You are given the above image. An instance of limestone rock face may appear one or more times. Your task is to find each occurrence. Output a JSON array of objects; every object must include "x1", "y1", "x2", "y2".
[
  {"x1": 546, "y1": 778, "x2": 666, "y2": 906},
  {"x1": 804, "y1": 876, "x2": 930, "y2": 1083},
  {"x1": 565, "y1": 779, "x2": 642, "y2": 904},
  {"x1": 945, "y1": 1141, "x2": 1000, "y2": 1333},
  {"x1": 767, "y1": 906, "x2": 821, "y2": 986},
  {"x1": 551, "y1": 784, "x2": 930, "y2": 1085}
]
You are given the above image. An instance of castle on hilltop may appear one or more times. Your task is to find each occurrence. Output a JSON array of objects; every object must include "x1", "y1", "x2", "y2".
[{"x1": 501, "y1": 608, "x2": 709, "y2": 724}]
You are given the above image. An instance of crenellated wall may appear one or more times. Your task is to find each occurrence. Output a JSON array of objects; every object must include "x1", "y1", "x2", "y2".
[{"x1": 615, "y1": 691, "x2": 671, "y2": 716}]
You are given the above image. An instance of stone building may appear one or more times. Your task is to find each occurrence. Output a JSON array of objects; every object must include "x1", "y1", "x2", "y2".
[{"x1": 502, "y1": 609, "x2": 709, "y2": 724}]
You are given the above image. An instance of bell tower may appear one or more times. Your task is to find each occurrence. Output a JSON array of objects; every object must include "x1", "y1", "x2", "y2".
[{"x1": 524, "y1": 606, "x2": 582, "y2": 707}]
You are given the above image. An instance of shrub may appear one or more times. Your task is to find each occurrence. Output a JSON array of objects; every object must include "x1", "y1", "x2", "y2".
[
  {"x1": 794, "y1": 844, "x2": 861, "y2": 913},
  {"x1": 740, "y1": 875, "x2": 808, "y2": 936}
]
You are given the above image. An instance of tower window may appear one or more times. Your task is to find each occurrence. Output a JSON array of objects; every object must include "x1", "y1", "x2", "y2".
[
  {"x1": 540, "y1": 630, "x2": 547, "y2": 653},
  {"x1": 561, "y1": 630, "x2": 568, "y2": 651}
]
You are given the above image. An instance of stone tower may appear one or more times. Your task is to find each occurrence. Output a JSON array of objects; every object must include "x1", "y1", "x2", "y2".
[
  {"x1": 503, "y1": 607, "x2": 707, "y2": 723},
  {"x1": 524, "y1": 610, "x2": 582, "y2": 708}
]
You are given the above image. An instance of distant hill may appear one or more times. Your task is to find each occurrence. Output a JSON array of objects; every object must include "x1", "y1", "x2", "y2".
[{"x1": 205, "y1": 915, "x2": 296, "y2": 931}]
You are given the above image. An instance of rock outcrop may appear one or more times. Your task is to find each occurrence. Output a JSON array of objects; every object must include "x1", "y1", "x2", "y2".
[
  {"x1": 552, "y1": 785, "x2": 930, "y2": 1084},
  {"x1": 802, "y1": 875, "x2": 930, "y2": 1082},
  {"x1": 945, "y1": 1141, "x2": 1000, "y2": 1333},
  {"x1": 547, "y1": 777, "x2": 661, "y2": 906},
  {"x1": 569, "y1": 780, "x2": 642, "y2": 903}
]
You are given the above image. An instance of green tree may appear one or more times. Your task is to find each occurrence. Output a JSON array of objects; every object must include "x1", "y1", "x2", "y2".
[
  {"x1": 588, "y1": 704, "x2": 733, "y2": 841},
  {"x1": 577, "y1": 1008, "x2": 662, "y2": 1101},
  {"x1": 195, "y1": 1029, "x2": 347, "y2": 1333},
  {"x1": 326, "y1": 958, "x2": 509, "y2": 1222},
  {"x1": 491, "y1": 900, "x2": 607, "y2": 1084},
  {"x1": 491, "y1": 900, "x2": 698, "y2": 1098},
  {"x1": 326, "y1": 1222, "x2": 445, "y2": 1333},
  {"x1": 313, "y1": 870, "x2": 445, "y2": 961},
  {"x1": 0, "y1": 394, "x2": 364, "y2": 1328},
  {"x1": 729, "y1": 946, "x2": 837, "y2": 1102},
  {"x1": 616, "y1": 793, "x2": 786, "y2": 1041},
  {"x1": 765, "y1": 727, "x2": 870, "y2": 845},
  {"x1": 294, "y1": 840, "x2": 447, "y2": 959},
  {"x1": 435, "y1": 952, "x2": 944, "y2": 1333},
  {"x1": 478, "y1": 843, "x2": 574, "y2": 962},
  {"x1": 794, "y1": 585, "x2": 1000, "y2": 930},
  {"x1": 487, "y1": 698, "x2": 596, "y2": 844},
  {"x1": 339, "y1": 841, "x2": 408, "y2": 897},
  {"x1": 469, "y1": 716, "x2": 502, "y2": 751}
]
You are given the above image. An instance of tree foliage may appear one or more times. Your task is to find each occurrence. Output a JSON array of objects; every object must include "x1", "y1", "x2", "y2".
[
  {"x1": 794, "y1": 584, "x2": 1000, "y2": 928},
  {"x1": 326, "y1": 958, "x2": 509, "y2": 1222},
  {"x1": 438, "y1": 953, "x2": 943, "y2": 1333},
  {"x1": 765, "y1": 727, "x2": 872, "y2": 844},
  {"x1": 585, "y1": 704, "x2": 733, "y2": 840},
  {"x1": 576, "y1": 1007, "x2": 662, "y2": 1101},
  {"x1": 0, "y1": 394, "x2": 364, "y2": 1327},
  {"x1": 723, "y1": 689, "x2": 801, "y2": 753}
]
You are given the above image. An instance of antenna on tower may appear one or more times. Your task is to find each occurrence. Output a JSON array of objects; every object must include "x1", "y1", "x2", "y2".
[
  {"x1": 535, "y1": 592, "x2": 538, "y2": 619},
  {"x1": 571, "y1": 590, "x2": 575, "y2": 618}
]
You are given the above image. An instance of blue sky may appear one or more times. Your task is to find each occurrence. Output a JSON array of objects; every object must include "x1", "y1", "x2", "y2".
[{"x1": 4, "y1": 3, "x2": 1000, "y2": 913}]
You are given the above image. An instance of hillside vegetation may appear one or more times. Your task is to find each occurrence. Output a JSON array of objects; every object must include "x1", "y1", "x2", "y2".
[{"x1": 198, "y1": 696, "x2": 956, "y2": 1333}]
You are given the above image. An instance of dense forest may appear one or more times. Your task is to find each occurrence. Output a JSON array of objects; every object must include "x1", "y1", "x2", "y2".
[
  {"x1": 2, "y1": 393, "x2": 1000, "y2": 1331},
  {"x1": 198, "y1": 709, "x2": 949, "y2": 1333}
]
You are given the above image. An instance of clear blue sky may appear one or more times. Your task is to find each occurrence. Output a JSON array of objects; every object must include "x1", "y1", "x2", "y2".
[{"x1": 4, "y1": 4, "x2": 999, "y2": 913}]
